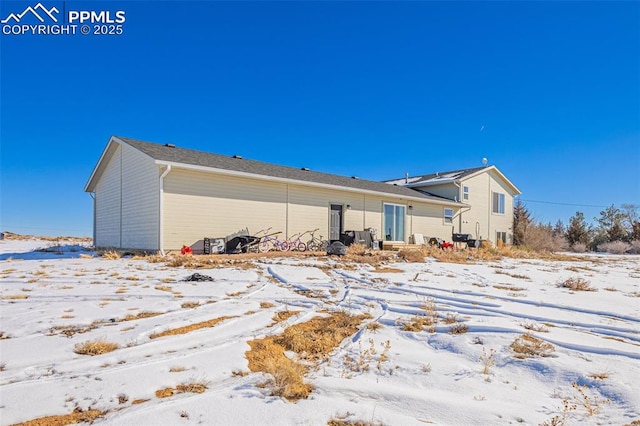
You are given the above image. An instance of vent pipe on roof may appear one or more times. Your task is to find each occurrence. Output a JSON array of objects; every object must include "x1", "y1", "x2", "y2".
[
  {"x1": 232, "y1": 155, "x2": 243, "y2": 159},
  {"x1": 405, "y1": 172, "x2": 409, "y2": 184},
  {"x1": 165, "y1": 143, "x2": 176, "y2": 148},
  {"x1": 351, "y1": 176, "x2": 359, "y2": 179},
  {"x1": 301, "y1": 167, "x2": 310, "y2": 171}
]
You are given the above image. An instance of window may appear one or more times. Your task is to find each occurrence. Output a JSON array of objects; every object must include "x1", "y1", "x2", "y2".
[
  {"x1": 496, "y1": 231, "x2": 507, "y2": 244},
  {"x1": 444, "y1": 208, "x2": 453, "y2": 224},
  {"x1": 384, "y1": 204, "x2": 405, "y2": 241},
  {"x1": 463, "y1": 186, "x2": 469, "y2": 201},
  {"x1": 492, "y1": 192, "x2": 505, "y2": 214}
]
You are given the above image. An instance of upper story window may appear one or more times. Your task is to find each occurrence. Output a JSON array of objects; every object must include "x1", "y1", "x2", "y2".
[
  {"x1": 492, "y1": 192, "x2": 505, "y2": 214},
  {"x1": 444, "y1": 208, "x2": 453, "y2": 223},
  {"x1": 463, "y1": 186, "x2": 469, "y2": 201}
]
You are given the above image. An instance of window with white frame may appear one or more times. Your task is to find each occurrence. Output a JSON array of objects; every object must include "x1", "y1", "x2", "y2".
[
  {"x1": 496, "y1": 231, "x2": 507, "y2": 244},
  {"x1": 463, "y1": 186, "x2": 469, "y2": 201},
  {"x1": 444, "y1": 208, "x2": 453, "y2": 223},
  {"x1": 383, "y1": 203, "x2": 406, "y2": 241},
  {"x1": 492, "y1": 192, "x2": 505, "y2": 214}
]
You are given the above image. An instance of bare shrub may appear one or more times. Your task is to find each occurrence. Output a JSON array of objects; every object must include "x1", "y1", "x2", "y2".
[
  {"x1": 557, "y1": 277, "x2": 596, "y2": 292},
  {"x1": 628, "y1": 240, "x2": 640, "y2": 254},
  {"x1": 74, "y1": 339, "x2": 119, "y2": 356},
  {"x1": 479, "y1": 348, "x2": 496, "y2": 375},
  {"x1": 510, "y1": 333, "x2": 555, "y2": 358},
  {"x1": 572, "y1": 383, "x2": 610, "y2": 416},
  {"x1": 449, "y1": 322, "x2": 468, "y2": 335},
  {"x1": 401, "y1": 298, "x2": 437, "y2": 332},
  {"x1": 397, "y1": 249, "x2": 424, "y2": 263},
  {"x1": 597, "y1": 241, "x2": 631, "y2": 254},
  {"x1": 571, "y1": 242, "x2": 588, "y2": 253}
]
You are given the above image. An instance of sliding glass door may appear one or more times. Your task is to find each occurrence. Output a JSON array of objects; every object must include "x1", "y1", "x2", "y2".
[{"x1": 383, "y1": 203, "x2": 405, "y2": 241}]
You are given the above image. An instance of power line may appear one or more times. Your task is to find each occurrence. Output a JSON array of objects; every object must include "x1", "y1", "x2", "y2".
[{"x1": 520, "y1": 199, "x2": 609, "y2": 208}]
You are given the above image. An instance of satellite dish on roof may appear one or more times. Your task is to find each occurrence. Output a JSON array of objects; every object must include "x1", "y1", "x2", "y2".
[{"x1": 482, "y1": 157, "x2": 488, "y2": 166}]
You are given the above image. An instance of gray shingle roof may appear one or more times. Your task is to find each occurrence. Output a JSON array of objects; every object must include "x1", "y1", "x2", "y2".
[{"x1": 115, "y1": 136, "x2": 460, "y2": 204}]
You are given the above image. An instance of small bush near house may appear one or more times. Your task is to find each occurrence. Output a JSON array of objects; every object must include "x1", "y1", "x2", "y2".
[
  {"x1": 597, "y1": 241, "x2": 631, "y2": 254},
  {"x1": 571, "y1": 242, "x2": 588, "y2": 253}
]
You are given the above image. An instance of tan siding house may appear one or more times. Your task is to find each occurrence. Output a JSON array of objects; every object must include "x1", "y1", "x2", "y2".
[
  {"x1": 386, "y1": 165, "x2": 521, "y2": 244},
  {"x1": 86, "y1": 136, "x2": 465, "y2": 252}
]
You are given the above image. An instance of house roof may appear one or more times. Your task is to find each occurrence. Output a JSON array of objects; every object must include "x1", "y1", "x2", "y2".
[
  {"x1": 85, "y1": 136, "x2": 464, "y2": 206},
  {"x1": 384, "y1": 166, "x2": 521, "y2": 195}
]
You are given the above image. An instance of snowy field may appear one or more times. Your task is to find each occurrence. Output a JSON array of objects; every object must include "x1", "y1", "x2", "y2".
[{"x1": 1, "y1": 238, "x2": 639, "y2": 426}]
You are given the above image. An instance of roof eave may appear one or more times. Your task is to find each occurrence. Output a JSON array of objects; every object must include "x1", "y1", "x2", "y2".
[{"x1": 459, "y1": 166, "x2": 522, "y2": 195}]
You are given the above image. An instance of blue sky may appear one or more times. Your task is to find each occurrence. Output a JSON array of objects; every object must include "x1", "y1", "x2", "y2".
[{"x1": 1, "y1": 1, "x2": 638, "y2": 237}]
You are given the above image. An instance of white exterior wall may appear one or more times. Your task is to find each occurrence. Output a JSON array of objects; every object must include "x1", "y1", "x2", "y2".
[
  {"x1": 94, "y1": 145, "x2": 122, "y2": 248},
  {"x1": 93, "y1": 144, "x2": 159, "y2": 250},
  {"x1": 121, "y1": 144, "x2": 159, "y2": 250}
]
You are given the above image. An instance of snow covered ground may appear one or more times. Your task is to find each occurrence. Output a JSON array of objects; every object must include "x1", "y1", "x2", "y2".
[{"x1": 1, "y1": 238, "x2": 639, "y2": 425}]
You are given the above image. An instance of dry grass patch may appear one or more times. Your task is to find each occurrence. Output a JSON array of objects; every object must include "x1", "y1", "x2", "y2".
[
  {"x1": 101, "y1": 250, "x2": 121, "y2": 260},
  {"x1": 589, "y1": 371, "x2": 610, "y2": 380},
  {"x1": 154, "y1": 285, "x2": 172, "y2": 292},
  {"x1": 346, "y1": 243, "x2": 367, "y2": 256},
  {"x1": 270, "y1": 310, "x2": 301, "y2": 325},
  {"x1": 397, "y1": 249, "x2": 425, "y2": 263},
  {"x1": 1, "y1": 294, "x2": 29, "y2": 300},
  {"x1": 371, "y1": 267, "x2": 404, "y2": 273},
  {"x1": 449, "y1": 322, "x2": 469, "y2": 334},
  {"x1": 120, "y1": 311, "x2": 162, "y2": 322},
  {"x1": 169, "y1": 366, "x2": 187, "y2": 373},
  {"x1": 510, "y1": 333, "x2": 555, "y2": 358},
  {"x1": 557, "y1": 277, "x2": 596, "y2": 292},
  {"x1": 522, "y1": 322, "x2": 549, "y2": 333},
  {"x1": 13, "y1": 408, "x2": 106, "y2": 426},
  {"x1": 494, "y1": 269, "x2": 530, "y2": 280},
  {"x1": 74, "y1": 338, "x2": 119, "y2": 356},
  {"x1": 181, "y1": 301, "x2": 200, "y2": 309},
  {"x1": 260, "y1": 301, "x2": 275, "y2": 309},
  {"x1": 493, "y1": 284, "x2": 526, "y2": 292},
  {"x1": 149, "y1": 316, "x2": 236, "y2": 339},
  {"x1": 328, "y1": 420, "x2": 383, "y2": 426},
  {"x1": 246, "y1": 311, "x2": 369, "y2": 401},
  {"x1": 401, "y1": 298, "x2": 438, "y2": 332}
]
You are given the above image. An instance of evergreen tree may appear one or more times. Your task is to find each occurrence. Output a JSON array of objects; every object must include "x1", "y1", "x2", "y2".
[
  {"x1": 552, "y1": 220, "x2": 565, "y2": 237},
  {"x1": 513, "y1": 199, "x2": 532, "y2": 246},
  {"x1": 566, "y1": 211, "x2": 590, "y2": 246},
  {"x1": 595, "y1": 205, "x2": 626, "y2": 242}
]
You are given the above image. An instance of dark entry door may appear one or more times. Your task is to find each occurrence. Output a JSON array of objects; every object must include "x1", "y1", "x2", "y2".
[{"x1": 329, "y1": 204, "x2": 343, "y2": 241}]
